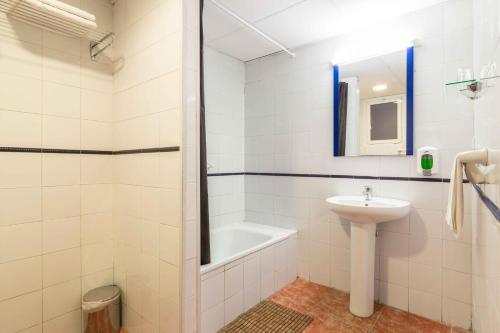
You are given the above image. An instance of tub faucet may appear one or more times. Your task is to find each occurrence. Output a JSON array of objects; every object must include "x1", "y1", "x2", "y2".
[{"x1": 362, "y1": 186, "x2": 372, "y2": 201}]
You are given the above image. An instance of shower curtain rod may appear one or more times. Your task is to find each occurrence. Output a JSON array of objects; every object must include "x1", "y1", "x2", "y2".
[{"x1": 208, "y1": 0, "x2": 296, "y2": 58}]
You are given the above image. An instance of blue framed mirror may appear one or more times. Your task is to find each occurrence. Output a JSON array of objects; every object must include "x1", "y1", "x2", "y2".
[{"x1": 333, "y1": 47, "x2": 414, "y2": 156}]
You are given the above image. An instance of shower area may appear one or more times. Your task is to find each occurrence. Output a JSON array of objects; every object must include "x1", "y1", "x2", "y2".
[{"x1": 0, "y1": 0, "x2": 190, "y2": 332}]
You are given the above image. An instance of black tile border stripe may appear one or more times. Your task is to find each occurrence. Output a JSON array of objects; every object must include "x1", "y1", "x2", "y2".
[
  {"x1": 208, "y1": 172, "x2": 470, "y2": 184},
  {"x1": 113, "y1": 147, "x2": 180, "y2": 155},
  {"x1": 0, "y1": 146, "x2": 180, "y2": 155},
  {"x1": 207, "y1": 172, "x2": 245, "y2": 177}
]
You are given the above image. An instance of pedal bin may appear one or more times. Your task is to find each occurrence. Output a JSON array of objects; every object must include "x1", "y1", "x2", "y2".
[{"x1": 82, "y1": 285, "x2": 121, "y2": 333}]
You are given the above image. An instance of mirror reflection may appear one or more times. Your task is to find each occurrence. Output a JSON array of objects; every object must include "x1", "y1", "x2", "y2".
[{"x1": 334, "y1": 48, "x2": 413, "y2": 156}]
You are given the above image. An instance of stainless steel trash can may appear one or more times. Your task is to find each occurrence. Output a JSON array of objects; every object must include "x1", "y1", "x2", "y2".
[{"x1": 82, "y1": 285, "x2": 121, "y2": 333}]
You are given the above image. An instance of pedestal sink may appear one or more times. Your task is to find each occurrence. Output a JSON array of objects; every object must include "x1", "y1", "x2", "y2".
[{"x1": 326, "y1": 192, "x2": 410, "y2": 317}]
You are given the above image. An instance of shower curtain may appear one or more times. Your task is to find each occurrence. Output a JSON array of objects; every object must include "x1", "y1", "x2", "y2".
[
  {"x1": 338, "y1": 82, "x2": 348, "y2": 156},
  {"x1": 200, "y1": 0, "x2": 211, "y2": 265}
]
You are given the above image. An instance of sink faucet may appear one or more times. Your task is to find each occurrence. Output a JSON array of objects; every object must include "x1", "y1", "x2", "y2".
[{"x1": 362, "y1": 186, "x2": 372, "y2": 201}]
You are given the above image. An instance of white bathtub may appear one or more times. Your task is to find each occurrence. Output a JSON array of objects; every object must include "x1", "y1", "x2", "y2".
[{"x1": 200, "y1": 222, "x2": 298, "y2": 333}]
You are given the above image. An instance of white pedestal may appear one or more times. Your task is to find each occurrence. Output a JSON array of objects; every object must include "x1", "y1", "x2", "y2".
[{"x1": 349, "y1": 222, "x2": 376, "y2": 317}]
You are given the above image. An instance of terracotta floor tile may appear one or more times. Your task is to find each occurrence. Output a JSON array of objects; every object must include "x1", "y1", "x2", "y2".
[
  {"x1": 267, "y1": 279, "x2": 469, "y2": 333},
  {"x1": 451, "y1": 328, "x2": 470, "y2": 333},
  {"x1": 373, "y1": 307, "x2": 450, "y2": 333}
]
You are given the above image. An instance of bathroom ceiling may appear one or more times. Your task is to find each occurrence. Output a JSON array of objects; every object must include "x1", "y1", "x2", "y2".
[
  {"x1": 203, "y1": 0, "x2": 448, "y2": 62},
  {"x1": 340, "y1": 51, "x2": 406, "y2": 99}
]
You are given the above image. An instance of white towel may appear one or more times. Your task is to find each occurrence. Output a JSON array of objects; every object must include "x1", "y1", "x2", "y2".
[
  {"x1": 446, "y1": 149, "x2": 488, "y2": 237},
  {"x1": 40, "y1": 0, "x2": 96, "y2": 22},
  {"x1": 20, "y1": 0, "x2": 97, "y2": 29},
  {"x1": 446, "y1": 148, "x2": 500, "y2": 236}
]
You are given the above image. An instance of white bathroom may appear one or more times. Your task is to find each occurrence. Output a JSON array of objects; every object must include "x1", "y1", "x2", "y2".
[{"x1": 0, "y1": 0, "x2": 499, "y2": 333}]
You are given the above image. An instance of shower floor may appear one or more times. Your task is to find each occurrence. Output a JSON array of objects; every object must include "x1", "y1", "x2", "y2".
[{"x1": 260, "y1": 279, "x2": 469, "y2": 333}]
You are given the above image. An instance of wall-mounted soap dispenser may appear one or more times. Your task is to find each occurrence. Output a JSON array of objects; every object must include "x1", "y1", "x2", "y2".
[{"x1": 417, "y1": 147, "x2": 439, "y2": 176}]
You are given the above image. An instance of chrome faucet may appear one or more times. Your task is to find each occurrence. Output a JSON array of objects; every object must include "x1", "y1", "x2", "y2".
[{"x1": 362, "y1": 186, "x2": 372, "y2": 201}]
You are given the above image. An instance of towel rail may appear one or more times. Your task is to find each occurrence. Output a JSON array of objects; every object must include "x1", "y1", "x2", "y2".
[{"x1": 472, "y1": 183, "x2": 500, "y2": 222}]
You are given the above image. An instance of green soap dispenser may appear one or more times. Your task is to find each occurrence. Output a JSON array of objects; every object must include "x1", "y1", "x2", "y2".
[
  {"x1": 417, "y1": 147, "x2": 439, "y2": 176},
  {"x1": 421, "y1": 153, "x2": 433, "y2": 176}
]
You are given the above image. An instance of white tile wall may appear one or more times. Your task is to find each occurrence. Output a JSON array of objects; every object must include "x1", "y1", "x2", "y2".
[
  {"x1": 471, "y1": 0, "x2": 500, "y2": 332},
  {"x1": 204, "y1": 47, "x2": 245, "y2": 174},
  {"x1": 208, "y1": 175, "x2": 245, "y2": 229},
  {"x1": 200, "y1": 237, "x2": 297, "y2": 333},
  {"x1": 0, "y1": 1, "x2": 115, "y2": 332},
  {"x1": 112, "y1": 0, "x2": 184, "y2": 333},
  {"x1": 182, "y1": 1, "x2": 201, "y2": 332}
]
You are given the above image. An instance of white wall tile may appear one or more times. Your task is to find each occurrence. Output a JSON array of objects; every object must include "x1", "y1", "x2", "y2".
[
  {"x1": 82, "y1": 241, "x2": 113, "y2": 275},
  {"x1": 43, "y1": 248, "x2": 81, "y2": 287},
  {"x1": 159, "y1": 225, "x2": 180, "y2": 266},
  {"x1": 42, "y1": 155, "x2": 80, "y2": 186},
  {"x1": 42, "y1": 309, "x2": 81, "y2": 333},
  {"x1": 82, "y1": 213, "x2": 112, "y2": 245},
  {"x1": 409, "y1": 289, "x2": 442, "y2": 322},
  {"x1": 0, "y1": 37, "x2": 42, "y2": 78},
  {"x1": 0, "y1": 2, "x2": 118, "y2": 332},
  {"x1": 443, "y1": 269, "x2": 471, "y2": 303},
  {"x1": 0, "y1": 187, "x2": 41, "y2": 226},
  {"x1": 42, "y1": 279, "x2": 81, "y2": 321},
  {"x1": 0, "y1": 222, "x2": 42, "y2": 263},
  {"x1": 409, "y1": 262, "x2": 442, "y2": 296},
  {"x1": 81, "y1": 89, "x2": 113, "y2": 122},
  {"x1": 409, "y1": 235, "x2": 442, "y2": 267},
  {"x1": 81, "y1": 184, "x2": 112, "y2": 214},
  {"x1": 379, "y1": 282, "x2": 408, "y2": 311},
  {"x1": 442, "y1": 297, "x2": 471, "y2": 330},
  {"x1": 0, "y1": 257, "x2": 42, "y2": 301},
  {"x1": 0, "y1": 153, "x2": 41, "y2": 188},
  {"x1": 379, "y1": 257, "x2": 409, "y2": 287},
  {"x1": 82, "y1": 120, "x2": 113, "y2": 151},
  {"x1": 42, "y1": 82, "x2": 80, "y2": 119},
  {"x1": 0, "y1": 74, "x2": 41, "y2": 114},
  {"x1": 42, "y1": 116, "x2": 80, "y2": 150},
  {"x1": 0, "y1": 291, "x2": 42, "y2": 333},
  {"x1": 42, "y1": 48, "x2": 80, "y2": 87},
  {"x1": 43, "y1": 217, "x2": 80, "y2": 253},
  {"x1": 81, "y1": 155, "x2": 113, "y2": 184},
  {"x1": 43, "y1": 186, "x2": 80, "y2": 220},
  {"x1": 443, "y1": 240, "x2": 471, "y2": 273},
  {"x1": 0, "y1": 110, "x2": 41, "y2": 147}
]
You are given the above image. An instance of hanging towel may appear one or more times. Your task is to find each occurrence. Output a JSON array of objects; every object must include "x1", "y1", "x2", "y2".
[
  {"x1": 446, "y1": 149, "x2": 500, "y2": 236},
  {"x1": 13, "y1": 0, "x2": 98, "y2": 33},
  {"x1": 446, "y1": 149, "x2": 488, "y2": 237},
  {"x1": 40, "y1": 0, "x2": 96, "y2": 21}
]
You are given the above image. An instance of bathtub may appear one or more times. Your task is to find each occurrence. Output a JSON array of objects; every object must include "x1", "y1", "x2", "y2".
[{"x1": 200, "y1": 222, "x2": 298, "y2": 333}]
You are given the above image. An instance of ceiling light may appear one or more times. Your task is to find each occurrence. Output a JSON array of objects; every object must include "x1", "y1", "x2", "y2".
[{"x1": 372, "y1": 84, "x2": 387, "y2": 92}]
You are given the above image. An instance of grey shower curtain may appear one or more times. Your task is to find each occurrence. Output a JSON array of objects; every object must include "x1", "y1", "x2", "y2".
[
  {"x1": 200, "y1": 0, "x2": 211, "y2": 265},
  {"x1": 338, "y1": 82, "x2": 348, "y2": 156}
]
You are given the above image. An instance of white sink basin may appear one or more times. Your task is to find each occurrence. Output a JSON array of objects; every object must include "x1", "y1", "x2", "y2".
[
  {"x1": 326, "y1": 194, "x2": 410, "y2": 318},
  {"x1": 326, "y1": 195, "x2": 410, "y2": 224}
]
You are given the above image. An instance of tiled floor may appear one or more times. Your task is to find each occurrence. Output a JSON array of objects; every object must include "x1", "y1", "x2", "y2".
[{"x1": 269, "y1": 279, "x2": 469, "y2": 333}]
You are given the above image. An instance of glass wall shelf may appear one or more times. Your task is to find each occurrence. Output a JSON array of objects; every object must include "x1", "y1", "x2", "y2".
[{"x1": 445, "y1": 75, "x2": 500, "y2": 100}]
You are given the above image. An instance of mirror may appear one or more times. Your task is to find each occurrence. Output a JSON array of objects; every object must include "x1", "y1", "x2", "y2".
[{"x1": 333, "y1": 47, "x2": 413, "y2": 156}]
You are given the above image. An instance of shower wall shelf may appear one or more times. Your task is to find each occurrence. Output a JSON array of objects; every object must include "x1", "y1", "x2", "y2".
[{"x1": 445, "y1": 75, "x2": 500, "y2": 100}]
